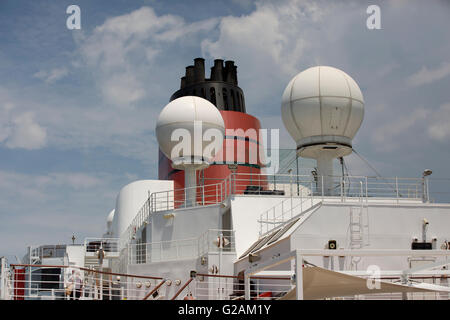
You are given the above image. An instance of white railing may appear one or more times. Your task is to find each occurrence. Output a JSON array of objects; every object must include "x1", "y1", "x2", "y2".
[
  {"x1": 5, "y1": 264, "x2": 165, "y2": 300},
  {"x1": 5, "y1": 249, "x2": 450, "y2": 300},
  {"x1": 27, "y1": 245, "x2": 67, "y2": 261},
  {"x1": 128, "y1": 229, "x2": 235, "y2": 265},
  {"x1": 244, "y1": 249, "x2": 450, "y2": 300},
  {"x1": 258, "y1": 197, "x2": 318, "y2": 236},
  {"x1": 0, "y1": 257, "x2": 12, "y2": 300},
  {"x1": 84, "y1": 238, "x2": 119, "y2": 255},
  {"x1": 258, "y1": 178, "x2": 368, "y2": 236},
  {"x1": 120, "y1": 197, "x2": 152, "y2": 249},
  {"x1": 192, "y1": 274, "x2": 293, "y2": 300},
  {"x1": 4, "y1": 263, "x2": 289, "y2": 301},
  {"x1": 150, "y1": 182, "x2": 227, "y2": 212},
  {"x1": 233, "y1": 173, "x2": 426, "y2": 200},
  {"x1": 120, "y1": 173, "x2": 449, "y2": 247}
]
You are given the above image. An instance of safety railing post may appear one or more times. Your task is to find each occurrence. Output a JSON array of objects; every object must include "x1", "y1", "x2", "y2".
[
  {"x1": 202, "y1": 185, "x2": 205, "y2": 205},
  {"x1": 273, "y1": 207, "x2": 275, "y2": 226},
  {"x1": 360, "y1": 181, "x2": 363, "y2": 204},
  {"x1": 365, "y1": 176, "x2": 368, "y2": 200},
  {"x1": 343, "y1": 179, "x2": 346, "y2": 202},
  {"x1": 259, "y1": 215, "x2": 262, "y2": 236},
  {"x1": 396, "y1": 177, "x2": 399, "y2": 203},
  {"x1": 321, "y1": 175, "x2": 324, "y2": 199},
  {"x1": 295, "y1": 251, "x2": 304, "y2": 300},
  {"x1": 300, "y1": 185, "x2": 303, "y2": 212},
  {"x1": 244, "y1": 274, "x2": 251, "y2": 300}
]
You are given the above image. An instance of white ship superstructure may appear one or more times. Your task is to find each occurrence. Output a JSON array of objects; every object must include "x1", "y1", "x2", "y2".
[{"x1": 1, "y1": 61, "x2": 450, "y2": 301}]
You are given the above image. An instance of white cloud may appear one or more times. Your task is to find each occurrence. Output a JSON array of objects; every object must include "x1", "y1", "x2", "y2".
[
  {"x1": 101, "y1": 72, "x2": 146, "y2": 106},
  {"x1": 0, "y1": 169, "x2": 117, "y2": 254},
  {"x1": 45, "y1": 173, "x2": 103, "y2": 190},
  {"x1": 406, "y1": 62, "x2": 450, "y2": 87},
  {"x1": 371, "y1": 108, "x2": 428, "y2": 151},
  {"x1": 5, "y1": 112, "x2": 47, "y2": 150},
  {"x1": 201, "y1": 0, "x2": 336, "y2": 108},
  {"x1": 428, "y1": 103, "x2": 450, "y2": 141},
  {"x1": 34, "y1": 67, "x2": 69, "y2": 84},
  {"x1": 369, "y1": 102, "x2": 450, "y2": 152},
  {"x1": 77, "y1": 6, "x2": 218, "y2": 107},
  {"x1": 0, "y1": 99, "x2": 47, "y2": 150}
]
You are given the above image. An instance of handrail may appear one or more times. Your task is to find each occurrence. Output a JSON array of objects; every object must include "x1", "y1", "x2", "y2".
[
  {"x1": 128, "y1": 229, "x2": 236, "y2": 264},
  {"x1": 171, "y1": 278, "x2": 193, "y2": 300},
  {"x1": 258, "y1": 183, "x2": 315, "y2": 235},
  {"x1": 120, "y1": 172, "x2": 448, "y2": 247},
  {"x1": 10, "y1": 263, "x2": 163, "y2": 280},
  {"x1": 142, "y1": 279, "x2": 166, "y2": 300},
  {"x1": 195, "y1": 273, "x2": 291, "y2": 281}
]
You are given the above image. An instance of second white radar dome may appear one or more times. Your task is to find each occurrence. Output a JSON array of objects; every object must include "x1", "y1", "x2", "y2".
[{"x1": 281, "y1": 66, "x2": 364, "y2": 152}]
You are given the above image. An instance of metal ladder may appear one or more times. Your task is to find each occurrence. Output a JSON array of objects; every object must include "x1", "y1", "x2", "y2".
[
  {"x1": 348, "y1": 184, "x2": 370, "y2": 269},
  {"x1": 349, "y1": 206, "x2": 364, "y2": 250}
]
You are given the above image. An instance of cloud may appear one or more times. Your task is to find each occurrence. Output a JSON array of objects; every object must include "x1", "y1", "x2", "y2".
[
  {"x1": 370, "y1": 107, "x2": 428, "y2": 152},
  {"x1": 5, "y1": 112, "x2": 47, "y2": 150},
  {"x1": 44, "y1": 173, "x2": 103, "y2": 190},
  {"x1": 0, "y1": 101, "x2": 47, "y2": 150},
  {"x1": 1, "y1": 0, "x2": 450, "y2": 255},
  {"x1": 428, "y1": 103, "x2": 450, "y2": 141},
  {"x1": 0, "y1": 169, "x2": 117, "y2": 255},
  {"x1": 369, "y1": 101, "x2": 450, "y2": 152},
  {"x1": 406, "y1": 62, "x2": 450, "y2": 87},
  {"x1": 100, "y1": 72, "x2": 146, "y2": 106},
  {"x1": 34, "y1": 67, "x2": 69, "y2": 84},
  {"x1": 77, "y1": 6, "x2": 218, "y2": 107},
  {"x1": 201, "y1": 0, "x2": 315, "y2": 102}
]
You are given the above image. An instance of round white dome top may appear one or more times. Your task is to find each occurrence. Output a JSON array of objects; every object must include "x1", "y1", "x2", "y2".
[
  {"x1": 156, "y1": 96, "x2": 225, "y2": 166},
  {"x1": 281, "y1": 66, "x2": 364, "y2": 151}
]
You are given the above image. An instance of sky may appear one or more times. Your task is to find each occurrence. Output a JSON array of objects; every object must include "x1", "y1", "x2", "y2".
[{"x1": 0, "y1": 0, "x2": 450, "y2": 258}]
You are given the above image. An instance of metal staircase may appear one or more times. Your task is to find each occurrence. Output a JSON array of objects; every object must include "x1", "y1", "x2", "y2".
[{"x1": 83, "y1": 238, "x2": 120, "y2": 269}]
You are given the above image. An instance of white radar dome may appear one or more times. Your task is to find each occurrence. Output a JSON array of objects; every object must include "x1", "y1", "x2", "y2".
[
  {"x1": 156, "y1": 96, "x2": 225, "y2": 169},
  {"x1": 281, "y1": 66, "x2": 364, "y2": 158}
]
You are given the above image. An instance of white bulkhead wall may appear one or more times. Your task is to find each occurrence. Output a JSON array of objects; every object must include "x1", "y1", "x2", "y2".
[
  {"x1": 290, "y1": 203, "x2": 450, "y2": 270},
  {"x1": 112, "y1": 180, "x2": 173, "y2": 238},
  {"x1": 65, "y1": 245, "x2": 86, "y2": 267},
  {"x1": 230, "y1": 195, "x2": 315, "y2": 258}
]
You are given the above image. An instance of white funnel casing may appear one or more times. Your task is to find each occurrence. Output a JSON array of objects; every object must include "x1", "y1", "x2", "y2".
[
  {"x1": 281, "y1": 66, "x2": 364, "y2": 195},
  {"x1": 156, "y1": 96, "x2": 225, "y2": 205}
]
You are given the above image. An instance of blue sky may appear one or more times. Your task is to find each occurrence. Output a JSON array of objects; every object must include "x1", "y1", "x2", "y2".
[{"x1": 1, "y1": 0, "x2": 450, "y2": 257}]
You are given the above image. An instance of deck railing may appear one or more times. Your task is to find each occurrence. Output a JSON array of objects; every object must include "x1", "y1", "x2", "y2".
[
  {"x1": 120, "y1": 173, "x2": 449, "y2": 247},
  {"x1": 4, "y1": 264, "x2": 164, "y2": 300},
  {"x1": 4, "y1": 249, "x2": 450, "y2": 300},
  {"x1": 127, "y1": 229, "x2": 235, "y2": 265}
]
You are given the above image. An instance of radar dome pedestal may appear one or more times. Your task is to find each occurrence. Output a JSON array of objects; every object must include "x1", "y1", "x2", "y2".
[
  {"x1": 281, "y1": 66, "x2": 364, "y2": 195},
  {"x1": 156, "y1": 96, "x2": 225, "y2": 205}
]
